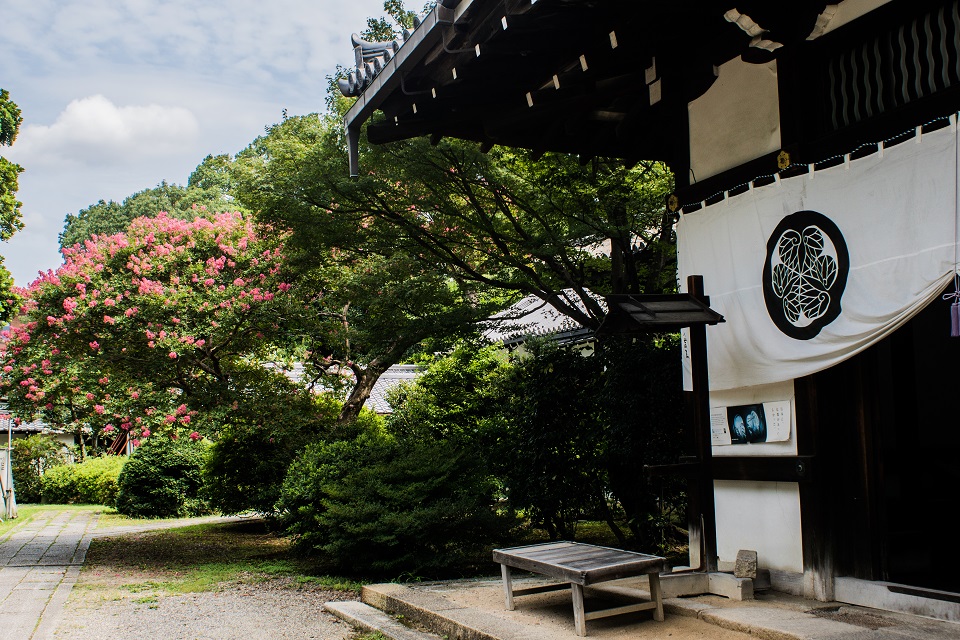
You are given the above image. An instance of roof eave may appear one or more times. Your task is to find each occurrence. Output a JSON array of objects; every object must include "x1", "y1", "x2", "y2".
[{"x1": 345, "y1": 0, "x2": 477, "y2": 176}]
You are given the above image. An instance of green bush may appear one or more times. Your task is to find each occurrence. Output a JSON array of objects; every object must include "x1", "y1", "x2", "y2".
[
  {"x1": 41, "y1": 456, "x2": 125, "y2": 506},
  {"x1": 115, "y1": 436, "x2": 211, "y2": 518},
  {"x1": 277, "y1": 429, "x2": 514, "y2": 578},
  {"x1": 203, "y1": 390, "x2": 361, "y2": 516},
  {"x1": 11, "y1": 434, "x2": 68, "y2": 503}
]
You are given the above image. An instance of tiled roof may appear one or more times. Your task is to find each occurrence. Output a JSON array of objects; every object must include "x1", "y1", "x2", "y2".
[
  {"x1": 483, "y1": 289, "x2": 604, "y2": 347},
  {"x1": 365, "y1": 365, "x2": 422, "y2": 414},
  {"x1": 274, "y1": 363, "x2": 422, "y2": 415}
]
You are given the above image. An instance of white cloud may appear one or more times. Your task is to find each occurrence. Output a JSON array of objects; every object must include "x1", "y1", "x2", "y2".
[
  {"x1": 0, "y1": 0, "x2": 394, "y2": 285},
  {"x1": 10, "y1": 95, "x2": 199, "y2": 168}
]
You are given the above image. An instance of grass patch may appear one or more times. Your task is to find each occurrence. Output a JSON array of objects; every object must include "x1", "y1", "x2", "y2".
[{"x1": 81, "y1": 518, "x2": 364, "y2": 595}]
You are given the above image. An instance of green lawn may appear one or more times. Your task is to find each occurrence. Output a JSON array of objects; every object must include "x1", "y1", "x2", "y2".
[{"x1": 81, "y1": 518, "x2": 364, "y2": 595}]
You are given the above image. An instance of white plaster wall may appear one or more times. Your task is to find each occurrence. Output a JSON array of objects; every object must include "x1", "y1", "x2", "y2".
[
  {"x1": 709, "y1": 380, "x2": 803, "y2": 573},
  {"x1": 715, "y1": 479, "x2": 804, "y2": 573},
  {"x1": 687, "y1": 57, "x2": 780, "y2": 183}
]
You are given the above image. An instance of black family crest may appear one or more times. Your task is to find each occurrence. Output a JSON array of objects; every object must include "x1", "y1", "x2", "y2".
[{"x1": 762, "y1": 210, "x2": 849, "y2": 340}]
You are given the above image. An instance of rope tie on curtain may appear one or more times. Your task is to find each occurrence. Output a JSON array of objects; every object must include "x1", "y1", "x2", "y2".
[{"x1": 942, "y1": 112, "x2": 960, "y2": 336}]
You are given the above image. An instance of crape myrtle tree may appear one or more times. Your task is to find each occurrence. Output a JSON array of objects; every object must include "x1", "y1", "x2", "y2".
[{"x1": 0, "y1": 211, "x2": 317, "y2": 456}]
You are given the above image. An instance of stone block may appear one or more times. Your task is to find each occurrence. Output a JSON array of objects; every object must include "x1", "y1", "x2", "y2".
[{"x1": 734, "y1": 549, "x2": 758, "y2": 579}]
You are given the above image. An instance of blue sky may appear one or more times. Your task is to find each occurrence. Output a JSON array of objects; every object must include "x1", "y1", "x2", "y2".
[{"x1": 1, "y1": 0, "x2": 389, "y2": 286}]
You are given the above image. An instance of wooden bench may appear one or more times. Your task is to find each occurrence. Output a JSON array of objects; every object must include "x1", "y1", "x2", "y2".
[{"x1": 492, "y1": 541, "x2": 667, "y2": 637}]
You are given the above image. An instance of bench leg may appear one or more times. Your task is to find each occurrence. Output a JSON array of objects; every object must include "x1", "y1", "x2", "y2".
[
  {"x1": 571, "y1": 583, "x2": 587, "y2": 636},
  {"x1": 501, "y1": 564, "x2": 514, "y2": 611},
  {"x1": 649, "y1": 572, "x2": 664, "y2": 622}
]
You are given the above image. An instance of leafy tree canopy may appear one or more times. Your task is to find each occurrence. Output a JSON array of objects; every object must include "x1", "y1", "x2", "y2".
[
  {"x1": 0, "y1": 88, "x2": 25, "y2": 321},
  {"x1": 240, "y1": 107, "x2": 674, "y2": 334},
  {"x1": 234, "y1": 115, "x2": 510, "y2": 423}
]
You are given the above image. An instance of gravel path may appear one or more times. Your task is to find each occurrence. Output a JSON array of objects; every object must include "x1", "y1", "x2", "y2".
[
  {"x1": 0, "y1": 508, "x2": 361, "y2": 640},
  {"x1": 54, "y1": 579, "x2": 358, "y2": 640}
]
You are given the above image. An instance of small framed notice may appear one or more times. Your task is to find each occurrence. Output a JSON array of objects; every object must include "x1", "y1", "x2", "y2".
[{"x1": 710, "y1": 400, "x2": 792, "y2": 445}]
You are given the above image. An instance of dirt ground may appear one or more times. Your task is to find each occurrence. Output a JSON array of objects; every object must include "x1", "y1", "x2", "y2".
[{"x1": 54, "y1": 574, "x2": 360, "y2": 640}]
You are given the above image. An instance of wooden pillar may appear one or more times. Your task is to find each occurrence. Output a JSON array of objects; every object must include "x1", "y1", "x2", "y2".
[{"x1": 688, "y1": 275, "x2": 718, "y2": 573}]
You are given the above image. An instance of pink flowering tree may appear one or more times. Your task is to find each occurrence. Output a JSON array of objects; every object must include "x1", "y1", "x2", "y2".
[{"x1": 0, "y1": 211, "x2": 311, "y2": 454}]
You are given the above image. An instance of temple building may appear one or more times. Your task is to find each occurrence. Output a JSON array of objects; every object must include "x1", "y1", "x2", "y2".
[{"x1": 339, "y1": 0, "x2": 960, "y2": 620}]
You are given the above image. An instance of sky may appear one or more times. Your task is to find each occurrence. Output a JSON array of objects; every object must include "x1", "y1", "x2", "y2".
[{"x1": 1, "y1": 0, "x2": 390, "y2": 287}]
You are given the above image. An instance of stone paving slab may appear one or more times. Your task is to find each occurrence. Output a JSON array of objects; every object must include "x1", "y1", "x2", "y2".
[
  {"x1": 0, "y1": 509, "x2": 97, "y2": 640},
  {"x1": 0, "y1": 509, "x2": 254, "y2": 640}
]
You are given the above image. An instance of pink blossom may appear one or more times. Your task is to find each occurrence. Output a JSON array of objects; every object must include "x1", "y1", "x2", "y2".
[
  {"x1": 189, "y1": 431, "x2": 200, "y2": 441},
  {"x1": 169, "y1": 351, "x2": 178, "y2": 359},
  {"x1": 141, "y1": 429, "x2": 151, "y2": 438},
  {"x1": 85, "y1": 392, "x2": 95, "y2": 401},
  {"x1": 103, "y1": 315, "x2": 115, "y2": 324},
  {"x1": 89, "y1": 341, "x2": 100, "y2": 350},
  {"x1": 103, "y1": 425, "x2": 115, "y2": 433},
  {"x1": 131, "y1": 391, "x2": 140, "y2": 399},
  {"x1": 94, "y1": 404, "x2": 105, "y2": 414}
]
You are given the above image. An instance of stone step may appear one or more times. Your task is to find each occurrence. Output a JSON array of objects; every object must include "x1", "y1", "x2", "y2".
[
  {"x1": 324, "y1": 600, "x2": 446, "y2": 640},
  {"x1": 361, "y1": 582, "x2": 561, "y2": 640}
]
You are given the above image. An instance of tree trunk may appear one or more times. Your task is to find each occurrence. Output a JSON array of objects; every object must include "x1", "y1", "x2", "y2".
[{"x1": 337, "y1": 363, "x2": 389, "y2": 424}]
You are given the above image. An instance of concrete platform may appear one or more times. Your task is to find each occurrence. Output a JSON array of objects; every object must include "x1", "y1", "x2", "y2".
[{"x1": 353, "y1": 575, "x2": 960, "y2": 640}]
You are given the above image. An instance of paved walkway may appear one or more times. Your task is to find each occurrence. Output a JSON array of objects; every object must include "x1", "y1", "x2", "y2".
[
  {"x1": 0, "y1": 509, "x2": 97, "y2": 640},
  {"x1": 0, "y1": 509, "x2": 245, "y2": 640}
]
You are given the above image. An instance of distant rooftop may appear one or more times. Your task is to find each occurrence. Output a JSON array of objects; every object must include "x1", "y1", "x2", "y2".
[
  {"x1": 276, "y1": 363, "x2": 422, "y2": 415},
  {"x1": 483, "y1": 290, "x2": 604, "y2": 348}
]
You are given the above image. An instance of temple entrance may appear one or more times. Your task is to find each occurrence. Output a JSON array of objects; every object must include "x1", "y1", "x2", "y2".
[{"x1": 808, "y1": 288, "x2": 960, "y2": 594}]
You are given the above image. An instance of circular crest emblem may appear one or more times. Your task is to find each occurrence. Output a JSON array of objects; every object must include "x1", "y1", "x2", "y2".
[{"x1": 762, "y1": 210, "x2": 849, "y2": 340}]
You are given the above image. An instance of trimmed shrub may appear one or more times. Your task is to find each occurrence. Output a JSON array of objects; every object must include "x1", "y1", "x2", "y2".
[
  {"x1": 277, "y1": 429, "x2": 514, "y2": 578},
  {"x1": 203, "y1": 391, "x2": 362, "y2": 516},
  {"x1": 115, "y1": 436, "x2": 211, "y2": 518},
  {"x1": 41, "y1": 456, "x2": 125, "y2": 506},
  {"x1": 11, "y1": 434, "x2": 67, "y2": 504}
]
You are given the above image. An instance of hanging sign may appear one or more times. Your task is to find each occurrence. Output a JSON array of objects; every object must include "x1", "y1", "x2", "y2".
[{"x1": 679, "y1": 123, "x2": 958, "y2": 390}]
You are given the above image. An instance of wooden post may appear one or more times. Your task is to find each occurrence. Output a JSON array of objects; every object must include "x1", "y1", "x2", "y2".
[
  {"x1": 688, "y1": 275, "x2": 718, "y2": 573},
  {"x1": 501, "y1": 564, "x2": 515, "y2": 610},
  {"x1": 571, "y1": 583, "x2": 587, "y2": 636}
]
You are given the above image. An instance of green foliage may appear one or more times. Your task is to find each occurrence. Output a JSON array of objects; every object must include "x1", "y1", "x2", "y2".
[
  {"x1": 234, "y1": 114, "x2": 508, "y2": 424},
  {"x1": 11, "y1": 434, "x2": 68, "y2": 504},
  {"x1": 0, "y1": 89, "x2": 22, "y2": 147},
  {"x1": 277, "y1": 427, "x2": 514, "y2": 577},
  {"x1": 41, "y1": 456, "x2": 125, "y2": 506},
  {"x1": 494, "y1": 340, "x2": 606, "y2": 540},
  {"x1": 115, "y1": 436, "x2": 211, "y2": 519},
  {"x1": 387, "y1": 341, "x2": 507, "y2": 446},
  {"x1": 202, "y1": 393, "x2": 378, "y2": 515},
  {"x1": 0, "y1": 88, "x2": 24, "y2": 323},
  {"x1": 595, "y1": 335, "x2": 686, "y2": 546},
  {"x1": 386, "y1": 336, "x2": 686, "y2": 553}
]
